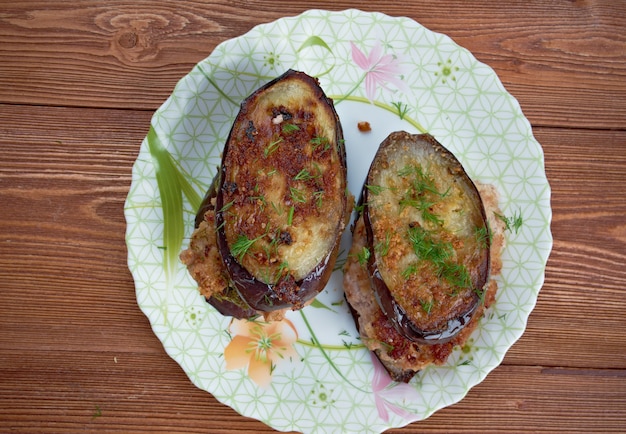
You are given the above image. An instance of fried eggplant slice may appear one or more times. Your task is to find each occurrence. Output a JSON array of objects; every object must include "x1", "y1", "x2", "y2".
[
  {"x1": 362, "y1": 131, "x2": 490, "y2": 344},
  {"x1": 215, "y1": 69, "x2": 348, "y2": 312}
]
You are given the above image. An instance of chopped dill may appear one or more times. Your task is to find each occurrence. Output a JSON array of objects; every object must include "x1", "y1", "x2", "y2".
[
  {"x1": 436, "y1": 261, "x2": 472, "y2": 290},
  {"x1": 289, "y1": 186, "x2": 306, "y2": 203},
  {"x1": 313, "y1": 190, "x2": 324, "y2": 208},
  {"x1": 356, "y1": 246, "x2": 370, "y2": 266},
  {"x1": 401, "y1": 263, "x2": 418, "y2": 279},
  {"x1": 397, "y1": 163, "x2": 449, "y2": 226},
  {"x1": 294, "y1": 169, "x2": 319, "y2": 182},
  {"x1": 365, "y1": 184, "x2": 385, "y2": 195},
  {"x1": 374, "y1": 231, "x2": 391, "y2": 257},
  {"x1": 287, "y1": 205, "x2": 295, "y2": 226},
  {"x1": 231, "y1": 233, "x2": 262, "y2": 261},
  {"x1": 419, "y1": 299, "x2": 434, "y2": 314},
  {"x1": 282, "y1": 123, "x2": 300, "y2": 134},
  {"x1": 495, "y1": 210, "x2": 523, "y2": 234},
  {"x1": 391, "y1": 101, "x2": 410, "y2": 120},
  {"x1": 408, "y1": 225, "x2": 472, "y2": 291},
  {"x1": 474, "y1": 225, "x2": 491, "y2": 249},
  {"x1": 310, "y1": 136, "x2": 331, "y2": 152},
  {"x1": 407, "y1": 225, "x2": 453, "y2": 264},
  {"x1": 264, "y1": 137, "x2": 283, "y2": 157}
]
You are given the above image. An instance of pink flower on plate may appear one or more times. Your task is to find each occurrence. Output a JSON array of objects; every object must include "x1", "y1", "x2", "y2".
[
  {"x1": 224, "y1": 317, "x2": 298, "y2": 388},
  {"x1": 350, "y1": 41, "x2": 407, "y2": 101},
  {"x1": 370, "y1": 353, "x2": 421, "y2": 423}
]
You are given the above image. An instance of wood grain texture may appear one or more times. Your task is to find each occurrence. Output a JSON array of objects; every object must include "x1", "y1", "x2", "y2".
[
  {"x1": 1, "y1": 1, "x2": 625, "y2": 432},
  {"x1": 1, "y1": 1, "x2": 625, "y2": 128}
]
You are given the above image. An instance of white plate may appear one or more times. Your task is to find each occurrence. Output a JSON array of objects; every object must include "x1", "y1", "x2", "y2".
[{"x1": 124, "y1": 9, "x2": 552, "y2": 433}]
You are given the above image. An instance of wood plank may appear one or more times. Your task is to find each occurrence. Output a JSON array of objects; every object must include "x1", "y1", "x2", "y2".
[
  {"x1": 1, "y1": 1, "x2": 625, "y2": 128},
  {"x1": 1, "y1": 350, "x2": 624, "y2": 433}
]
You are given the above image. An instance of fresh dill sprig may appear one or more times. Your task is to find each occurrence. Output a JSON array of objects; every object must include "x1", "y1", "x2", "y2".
[
  {"x1": 264, "y1": 137, "x2": 283, "y2": 157},
  {"x1": 356, "y1": 246, "x2": 370, "y2": 266},
  {"x1": 408, "y1": 225, "x2": 453, "y2": 264},
  {"x1": 374, "y1": 231, "x2": 391, "y2": 257},
  {"x1": 397, "y1": 163, "x2": 448, "y2": 225},
  {"x1": 495, "y1": 210, "x2": 523, "y2": 234},
  {"x1": 419, "y1": 299, "x2": 434, "y2": 314},
  {"x1": 294, "y1": 169, "x2": 319, "y2": 182},
  {"x1": 231, "y1": 233, "x2": 263, "y2": 261},
  {"x1": 313, "y1": 190, "x2": 324, "y2": 208},
  {"x1": 289, "y1": 186, "x2": 306, "y2": 203},
  {"x1": 408, "y1": 225, "x2": 472, "y2": 291},
  {"x1": 391, "y1": 101, "x2": 410, "y2": 120},
  {"x1": 401, "y1": 263, "x2": 418, "y2": 279},
  {"x1": 474, "y1": 225, "x2": 491, "y2": 249},
  {"x1": 436, "y1": 261, "x2": 472, "y2": 290},
  {"x1": 310, "y1": 136, "x2": 331, "y2": 152},
  {"x1": 365, "y1": 184, "x2": 385, "y2": 195},
  {"x1": 282, "y1": 123, "x2": 300, "y2": 134}
]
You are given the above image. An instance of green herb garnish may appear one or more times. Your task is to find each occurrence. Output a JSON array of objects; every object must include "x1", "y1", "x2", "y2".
[
  {"x1": 289, "y1": 186, "x2": 306, "y2": 203},
  {"x1": 282, "y1": 123, "x2": 300, "y2": 134},
  {"x1": 374, "y1": 231, "x2": 391, "y2": 257},
  {"x1": 391, "y1": 101, "x2": 410, "y2": 120},
  {"x1": 474, "y1": 225, "x2": 491, "y2": 249},
  {"x1": 365, "y1": 184, "x2": 385, "y2": 195},
  {"x1": 310, "y1": 136, "x2": 331, "y2": 152},
  {"x1": 436, "y1": 261, "x2": 472, "y2": 291},
  {"x1": 231, "y1": 233, "x2": 263, "y2": 261},
  {"x1": 356, "y1": 246, "x2": 370, "y2": 266},
  {"x1": 419, "y1": 299, "x2": 434, "y2": 314},
  {"x1": 294, "y1": 169, "x2": 319, "y2": 182},
  {"x1": 401, "y1": 263, "x2": 418, "y2": 279},
  {"x1": 287, "y1": 205, "x2": 295, "y2": 226},
  {"x1": 495, "y1": 210, "x2": 523, "y2": 234},
  {"x1": 313, "y1": 190, "x2": 324, "y2": 208},
  {"x1": 407, "y1": 225, "x2": 472, "y2": 291},
  {"x1": 397, "y1": 163, "x2": 449, "y2": 226},
  {"x1": 264, "y1": 137, "x2": 283, "y2": 157},
  {"x1": 407, "y1": 225, "x2": 453, "y2": 264}
]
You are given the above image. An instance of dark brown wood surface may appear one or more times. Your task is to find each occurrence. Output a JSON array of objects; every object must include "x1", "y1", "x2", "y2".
[{"x1": 1, "y1": 1, "x2": 625, "y2": 432}]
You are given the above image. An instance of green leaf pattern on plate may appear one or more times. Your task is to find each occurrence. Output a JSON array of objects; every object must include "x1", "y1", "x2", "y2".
[{"x1": 125, "y1": 9, "x2": 552, "y2": 433}]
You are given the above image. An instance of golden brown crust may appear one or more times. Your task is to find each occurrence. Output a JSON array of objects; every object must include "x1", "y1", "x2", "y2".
[
  {"x1": 220, "y1": 70, "x2": 347, "y2": 285},
  {"x1": 344, "y1": 181, "x2": 505, "y2": 382},
  {"x1": 363, "y1": 132, "x2": 490, "y2": 344},
  {"x1": 179, "y1": 210, "x2": 228, "y2": 299}
]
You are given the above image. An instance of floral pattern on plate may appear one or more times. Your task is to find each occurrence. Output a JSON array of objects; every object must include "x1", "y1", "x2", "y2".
[{"x1": 125, "y1": 9, "x2": 552, "y2": 433}]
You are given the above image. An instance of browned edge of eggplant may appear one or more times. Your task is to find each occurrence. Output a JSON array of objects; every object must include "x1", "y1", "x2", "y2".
[
  {"x1": 214, "y1": 69, "x2": 347, "y2": 312},
  {"x1": 344, "y1": 291, "x2": 418, "y2": 383},
  {"x1": 361, "y1": 131, "x2": 490, "y2": 344},
  {"x1": 193, "y1": 174, "x2": 258, "y2": 319}
]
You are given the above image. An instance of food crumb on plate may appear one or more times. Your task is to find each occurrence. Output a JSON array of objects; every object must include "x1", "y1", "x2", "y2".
[{"x1": 358, "y1": 121, "x2": 371, "y2": 132}]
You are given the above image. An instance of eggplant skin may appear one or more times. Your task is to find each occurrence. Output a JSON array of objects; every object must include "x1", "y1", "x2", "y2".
[
  {"x1": 182, "y1": 173, "x2": 258, "y2": 319},
  {"x1": 215, "y1": 69, "x2": 348, "y2": 312},
  {"x1": 362, "y1": 131, "x2": 490, "y2": 344}
]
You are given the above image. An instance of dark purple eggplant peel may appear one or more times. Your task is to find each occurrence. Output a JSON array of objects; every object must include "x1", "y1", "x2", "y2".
[
  {"x1": 214, "y1": 69, "x2": 348, "y2": 313},
  {"x1": 190, "y1": 175, "x2": 258, "y2": 319},
  {"x1": 361, "y1": 131, "x2": 490, "y2": 344}
]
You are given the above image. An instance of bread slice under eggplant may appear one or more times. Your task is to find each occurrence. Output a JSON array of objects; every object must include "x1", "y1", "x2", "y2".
[{"x1": 343, "y1": 131, "x2": 506, "y2": 382}]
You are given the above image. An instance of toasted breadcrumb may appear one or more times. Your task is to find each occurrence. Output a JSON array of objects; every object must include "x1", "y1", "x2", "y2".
[{"x1": 343, "y1": 182, "x2": 506, "y2": 382}]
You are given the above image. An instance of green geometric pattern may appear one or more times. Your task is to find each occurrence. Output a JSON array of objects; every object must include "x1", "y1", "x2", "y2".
[{"x1": 124, "y1": 9, "x2": 552, "y2": 433}]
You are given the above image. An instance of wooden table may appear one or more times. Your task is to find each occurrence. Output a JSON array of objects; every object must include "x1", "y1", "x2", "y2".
[{"x1": 1, "y1": 1, "x2": 624, "y2": 432}]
